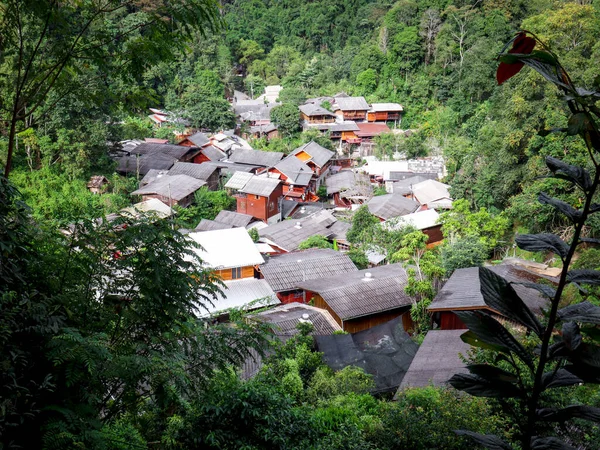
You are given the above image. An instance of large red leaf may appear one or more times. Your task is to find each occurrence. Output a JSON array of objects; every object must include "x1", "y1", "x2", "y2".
[{"x1": 497, "y1": 33, "x2": 536, "y2": 85}]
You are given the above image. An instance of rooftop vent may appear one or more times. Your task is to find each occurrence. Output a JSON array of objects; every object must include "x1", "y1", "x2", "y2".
[
  {"x1": 294, "y1": 222, "x2": 302, "y2": 229},
  {"x1": 363, "y1": 272, "x2": 373, "y2": 280}
]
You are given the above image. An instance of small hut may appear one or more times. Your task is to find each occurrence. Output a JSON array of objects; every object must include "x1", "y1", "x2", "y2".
[{"x1": 87, "y1": 176, "x2": 109, "y2": 194}]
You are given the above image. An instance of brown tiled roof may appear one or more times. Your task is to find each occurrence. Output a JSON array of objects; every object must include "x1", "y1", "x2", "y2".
[
  {"x1": 260, "y1": 248, "x2": 358, "y2": 292},
  {"x1": 428, "y1": 265, "x2": 554, "y2": 315},
  {"x1": 296, "y1": 263, "x2": 414, "y2": 320}
]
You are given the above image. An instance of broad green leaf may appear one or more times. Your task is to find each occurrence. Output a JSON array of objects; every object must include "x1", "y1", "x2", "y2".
[
  {"x1": 538, "y1": 405, "x2": 600, "y2": 423},
  {"x1": 454, "y1": 430, "x2": 513, "y2": 449},
  {"x1": 479, "y1": 267, "x2": 544, "y2": 337},
  {"x1": 515, "y1": 234, "x2": 569, "y2": 260},
  {"x1": 448, "y1": 373, "x2": 521, "y2": 397},
  {"x1": 455, "y1": 311, "x2": 534, "y2": 370}
]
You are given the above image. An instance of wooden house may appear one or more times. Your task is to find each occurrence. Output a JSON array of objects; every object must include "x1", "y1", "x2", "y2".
[
  {"x1": 131, "y1": 174, "x2": 206, "y2": 208},
  {"x1": 225, "y1": 174, "x2": 283, "y2": 223},
  {"x1": 228, "y1": 148, "x2": 284, "y2": 168},
  {"x1": 428, "y1": 265, "x2": 555, "y2": 330},
  {"x1": 187, "y1": 227, "x2": 279, "y2": 316},
  {"x1": 289, "y1": 141, "x2": 335, "y2": 187},
  {"x1": 270, "y1": 155, "x2": 315, "y2": 200},
  {"x1": 167, "y1": 161, "x2": 221, "y2": 190},
  {"x1": 332, "y1": 97, "x2": 370, "y2": 121},
  {"x1": 409, "y1": 179, "x2": 453, "y2": 210},
  {"x1": 390, "y1": 209, "x2": 443, "y2": 247},
  {"x1": 248, "y1": 123, "x2": 279, "y2": 140},
  {"x1": 325, "y1": 170, "x2": 372, "y2": 207},
  {"x1": 178, "y1": 131, "x2": 210, "y2": 148},
  {"x1": 329, "y1": 122, "x2": 360, "y2": 143},
  {"x1": 87, "y1": 175, "x2": 109, "y2": 194},
  {"x1": 355, "y1": 123, "x2": 391, "y2": 142},
  {"x1": 366, "y1": 193, "x2": 419, "y2": 221},
  {"x1": 258, "y1": 215, "x2": 334, "y2": 253},
  {"x1": 299, "y1": 104, "x2": 337, "y2": 125},
  {"x1": 113, "y1": 142, "x2": 200, "y2": 176},
  {"x1": 296, "y1": 263, "x2": 416, "y2": 333},
  {"x1": 259, "y1": 249, "x2": 358, "y2": 304},
  {"x1": 367, "y1": 103, "x2": 404, "y2": 123}
]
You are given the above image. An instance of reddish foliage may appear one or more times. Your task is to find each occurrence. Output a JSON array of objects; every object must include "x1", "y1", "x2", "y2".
[{"x1": 496, "y1": 32, "x2": 536, "y2": 85}]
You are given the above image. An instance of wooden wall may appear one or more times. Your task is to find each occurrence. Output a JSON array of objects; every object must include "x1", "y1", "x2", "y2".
[
  {"x1": 215, "y1": 266, "x2": 254, "y2": 281},
  {"x1": 439, "y1": 312, "x2": 468, "y2": 330}
]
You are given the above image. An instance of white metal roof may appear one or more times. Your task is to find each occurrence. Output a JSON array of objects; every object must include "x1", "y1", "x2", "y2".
[
  {"x1": 393, "y1": 209, "x2": 440, "y2": 230},
  {"x1": 411, "y1": 180, "x2": 451, "y2": 206},
  {"x1": 225, "y1": 171, "x2": 254, "y2": 190},
  {"x1": 198, "y1": 278, "x2": 279, "y2": 316},
  {"x1": 187, "y1": 227, "x2": 265, "y2": 270},
  {"x1": 369, "y1": 103, "x2": 404, "y2": 112}
]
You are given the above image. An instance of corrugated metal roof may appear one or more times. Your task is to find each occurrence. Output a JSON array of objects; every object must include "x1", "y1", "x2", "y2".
[
  {"x1": 139, "y1": 169, "x2": 168, "y2": 187},
  {"x1": 225, "y1": 171, "x2": 254, "y2": 190},
  {"x1": 258, "y1": 217, "x2": 333, "y2": 252},
  {"x1": 274, "y1": 156, "x2": 313, "y2": 186},
  {"x1": 199, "y1": 278, "x2": 279, "y2": 316},
  {"x1": 326, "y1": 170, "x2": 372, "y2": 196},
  {"x1": 369, "y1": 103, "x2": 404, "y2": 112},
  {"x1": 131, "y1": 175, "x2": 206, "y2": 201},
  {"x1": 292, "y1": 141, "x2": 334, "y2": 168},
  {"x1": 229, "y1": 148, "x2": 284, "y2": 167},
  {"x1": 428, "y1": 265, "x2": 552, "y2": 314},
  {"x1": 168, "y1": 162, "x2": 220, "y2": 180},
  {"x1": 201, "y1": 145, "x2": 226, "y2": 161},
  {"x1": 296, "y1": 263, "x2": 414, "y2": 320},
  {"x1": 240, "y1": 176, "x2": 281, "y2": 197},
  {"x1": 411, "y1": 179, "x2": 451, "y2": 206},
  {"x1": 391, "y1": 175, "x2": 437, "y2": 194},
  {"x1": 254, "y1": 303, "x2": 342, "y2": 336},
  {"x1": 195, "y1": 219, "x2": 234, "y2": 232},
  {"x1": 330, "y1": 121, "x2": 360, "y2": 132},
  {"x1": 333, "y1": 96, "x2": 369, "y2": 111},
  {"x1": 367, "y1": 193, "x2": 419, "y2": 220},
  {"x1": 392, "y1": 209, "x2": 439, "y2": 230},
  {"x1": 260, "y1": 248, "x2": 358, "y2": 292},
  {"x1": 187, "y1": 227, "x2": 265, "y2": 270},
  {"x1": 397, "y1": 330, "x2": 470, "y2": 390},
  {"x1": 187, "y1": 132, "x2": 210, "y2": 147},
  {"x1": 299, "y1": 104, "x2": 336, "y2": 117},
  {"x1": 214, "y1": 210, "x2": 254, "y2": 228}
]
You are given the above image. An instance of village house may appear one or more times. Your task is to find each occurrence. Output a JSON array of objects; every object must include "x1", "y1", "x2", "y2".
[
  {"x1": 225, "y1": 174, "x2": 283, "y2": 223},
  {"x1": 366, "y1": 192, "x2": 420, "y2": 221},
  {"x1": 270, "y1": 154, "x2": 314, "y2": 200},
  {"x1": 167, "y1": 162, "x2": 221, "y2": 190},
  {"x1": 332, "y1": 96, "x2": 370, "y2": 121},
  {"x1": 296, "y1": 263, "x2": 416, "y2": 333},
  {"x1": 289, "y1": 141, "x2": 335, "y2": 186},
  {"x1": 329, "y1": 122, "x2": 361, "y2": 143},
  {"x1": 396, "y1": 329, "x2": 470, "y2": 391},
  {"x1": 390, "y1": 209, "x2": 443, "y2": 247},
  {"x1": 325, "y1": 170, "x2": 372, "y2": 207},
  {"x1": 247, "y1": 123, "x2": 279, "y2": 140},
  {"x1": 367, "y1": 103, "x2": 404, "y2": 123},
  {"x1": 386, "y1": 175, "x2": 438, "y2": 194},
  {"x1": 178, "y1": 131, "x2": 210, "y2": 148},
  {"x1": 105, "y1": 198, "x2": 175, "y2": 222},
  {"x1": 187, "y1": 227, "x2": 279, "y2": 316},
  {"x1": 408, "y1": 179, "x2": 453, "y2": 210},
  {"x1": 195, "y1": 219, "x2": 234, "y2": 232},
  {"x1": 258, "y1": 215, "x2": 334, "y2": 253},
  {"x1": 213, "y1": 210, "x2": 255, "y2": 228},
  {"x1": 354, "y1": 122, "x2": 391, "y2": 142},
  {"x1": 131, "y1": 174, "x2": 206, "y2": 208},
  {"x1": 428, "y1": 265, "x2": 555, "y2": 330},
  {"x1": 256, "y1": 85, "x2": 283, "y2": 103},
  {"x1": 227, "y1": 147, "x2": 284, "y2": 168},
  {"x1": 259, "y1": 248, "x2": 358, "y2": 304},
  {"x1": 299, "y1": 104, "x2": 337, "y2": 128},
  {"x1": 87, "y1": 175, "x2": 109, "y2": 194},
  {"x1": 113, "y1": 141, "x2": 200, "y2": 176}
]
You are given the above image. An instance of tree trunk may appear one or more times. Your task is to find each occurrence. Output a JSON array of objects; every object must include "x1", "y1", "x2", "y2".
[{"x1": 4, "y1": 115, "x2": 18, "y2": 178}]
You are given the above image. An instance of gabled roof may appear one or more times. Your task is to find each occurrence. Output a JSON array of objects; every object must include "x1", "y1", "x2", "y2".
[
  {"x1": 139, "y1": 169, "x2": 168, "y2": 187},
  {"x1": 299, "y1": 104, "x2": 336, "y2": 117},
  {"x1": 369, "y1": 103, "x2": 404, "y2": 112},
  {"x1": 109, "y1": 198, "x2": 174, "y2": 221},
  {"x1": 128, "y1": 142, "x2": 192, "y2": 158},
  {"x1": 397, "y1": 330, "x2": 470, "y2": 390},
  {"x1": 254, "y1": 303, "x2": 342, "y2": 336},
  {"x1": 200, "y1": 278, "x2": 279, "y2": 317},
  {"x1": 391, "y1": 175, "x2": 438, "y2": 194},
  {"x1": 326, "y1": 170, "x2": 372, "y2": 197},
  {"x1": 186, "y1": 131, "x2": 210, "y2": 147},
  {"x1": 131, "y1": 174, "x2": 206, "y2": 201},
  {"x1": 367, "y1": 193, "x2": 419, "y2": 220},
  {"x1": 391, "y1": 209, "x2": 440, "y2": 230},
  {"x1": 214, "y1": 210, "x2": 254, "y2": 228},
  {"x1": 330, "y1": 121, "x2": 360, "y2": 132},
  {"x1": 258, "y1": 217, "x2": 333, "y2": 252},
  {"x1": 291, "y1": 141, "x2": 335, "y2": 168},
  {"x1": 260, "y1": 248, "x2": 358, "y2": 292},
  {"x1": 428, "y1": 265, "x2": 553, "y2": 315},
  {"x1": 87, "y1": 175, "x2": 109, "y2": 188},
  {"x1": 225, "y1": 171, "x2": 255, "y2": 190},
  {"x1": 296, "y1": 263, "x2": 414, "y2": 320},
  {"x1": 355, "y1": 122, "x2": 391, "y2": 137},
  {"x1": 201, "y1": 145, "x2": 226, "y2": 161},
  {"x1": 240, "y1": 176, "x2": 281, "y2": 197},
  {"x1": 249, "y1": 123, "x2": 278, "y2": 134},
  {"x1": 114, "y1": 142, "x2": 194, "y2": 175},
  {"x1": 411, "y1": 179, "x2": 451, "y2": 206},
  {"x1": 228, "y1": 148, "x2": 284, "y2": 167},
  {"x1": 168, "y1": 162, "x2": 220, "y2": 180},
  {"x1": 195, "y1": 219, "x2": 234, "y2": 232},
  {"x1": 274, "y1": 156, "x2": 313, "y2": 186},
  {"x1": 187, "y1": 227, "x2": 264, "y2": 270},
  {"x1": 333, "y1": 96, "x2": 369, "y2": 111}
]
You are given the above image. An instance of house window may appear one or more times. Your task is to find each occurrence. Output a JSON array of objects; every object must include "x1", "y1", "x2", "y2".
[
  {"x1": 231, "y1": 267, "x2": 242, "y2": 279},
  {"x1": 255, "y1": 195, "x2": 260, "y2": 200}
]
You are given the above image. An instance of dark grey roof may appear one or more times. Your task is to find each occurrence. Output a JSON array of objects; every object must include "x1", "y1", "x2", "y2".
[
  {"x1": 201, "y1": 145, "x2": 226, "y2": 161},
  {"x1": 214, "y1": 210, "x2": 254, "y2": 228},
  {"x1": 367, "y1": 193, "x2": 419, "y2": 220},
  {"x1": 328, "y1": 220, "x2": 351, "y2": 241},
  {"x1": 296, "y1": 263, "x2": 414, "y2": 320},
  {"x1": 240, "y1": 176, "x2": 281, "y2": 197},
  {"x1": 333, "y1": 96, "x2": 369, "y2": 111},
  {"x1": 215, "y1": 161, "x2": 260, "y2": 175},
  {"x1": 195, "y1": 219, "x2": 234, "y2": 231},
  {"x1": 316, "y1": 316, "x2": 418, "y2": 394},
  {"x1": 254, "y1": 303, "x2": 342, "y2": 336},
  {"x1": 299, "y1": 104, "x2": 336, "y2": 117},
  {"x1": 391, "y1": 175, "x2": 438, "y2": 194},
  {"x1": 128, "y1": 142, "x2": 191, "y2": 158},
  {"x1": 274, "y1": 156, "x2": 313, "y2": 186},
  {"x1": 428, "y1": 265, "x2": 553, "y2": 315},
  {"x1": 114, "y1": 142, "x2": 194, "y2": 176},
  {"x1": 397, "y1": 330, "x2": 470, "y2": 390},
  {"x1": 292, "y1": 141, "x2": 335, "y2": 168},
  {"x1": 168, "y1": 162, "x2": 220, "y2": 180},
  {"x1": 139, "y1": 169, "x2": 168, "y2": 187},
  {"x1": 131, "y1": 174, "x2": 206, "y2": 201},
  {"x1": 289, "y1": 203, "x2": 328, "y2": 220},
  {"x1": 234, "y1": 102, "x2": 278, "y2": 120},
  {"x1": 250, "y1": 123, "x2": 278, "y2": 134},
  {"x1": 330, "y1": 121, "x2": 360, "y2": 132},
  {"x1": 326, "y1": 170, "x2": 372, "y2": 196},
  {"x1": 229, "y1": 148, "x2": 284, "y2": 167},
  {"x1": 187, "y1": 132, "x2": 209, "y2": 147},
  {"x1": 259, "y1": 217, "x2": 333, "y2": 252},
  {"x1": 260, "y1": 248, "x2": 358, "y2": 292}
]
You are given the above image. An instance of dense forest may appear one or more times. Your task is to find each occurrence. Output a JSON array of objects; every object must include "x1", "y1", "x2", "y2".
[{"x1": 2, "y1": 0, "x2": 600, "y2": 448}]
